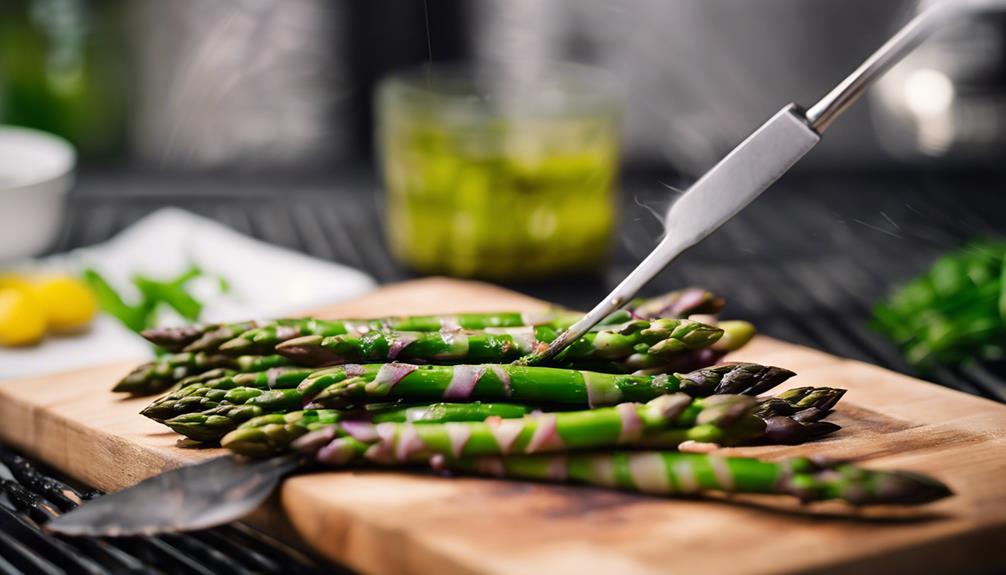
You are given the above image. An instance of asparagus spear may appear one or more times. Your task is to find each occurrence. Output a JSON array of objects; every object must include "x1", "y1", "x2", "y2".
[
  {"x1": 222, "y1": 403, "x2": 533, "y2": 457},
  {"x1": 143, "y1": 321, "x2": 257, "y2": 351},
  {"x1": 608, "y1": 320, "x2": 754, "y2": 376},
  {"x1": 369, "y1": 402, "x2": 531, "y2": 423},
  {"x1": 141, "y1": 367, "x2": 317, "y2": 422},
  {"x1": 153, "y1": 362, "x2": 794, "y2": 442},
  {"x1": 175, "y1": 368, "x2": 237, "y2": 388},
  {"x1": 441, "y1": 452, "x2": 951, "y2": 506},
  {"x1": 162, "y1": 388, "x2": 307, "y2": 442},
  {"x1": 142, "y1": 288, "x2": 725, "y2": 354},
  {"x1": 129, "y1": 315, "x2": 752, "y2": 399},
  {"x1": 224, "y1": 383, "x2": 842, "y2": 458},
  {"x1": 302, "y1": 362, "x2": 793, "y2": 410},
  {"x1": 217, "y1": 313, "x2": 590, "y2": 356},
  {"x1": 628, "y1": 287, "x2": 725, "y2": 319},
  {"x1": 290, "y1": 394, "x2": 764, "y2": 466},
  {"x1": 113, "y1": 353, "x2": 292, "y2": 396},
  {"x1": 276, "y1": 318, "x2": 724, "y2": 371}
]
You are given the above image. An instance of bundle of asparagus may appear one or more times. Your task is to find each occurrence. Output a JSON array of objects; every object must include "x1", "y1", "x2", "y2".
[
  {"x1": 130, "y1": 287, "x2": 952, "y2": 508},
  {"x1": 119, "y1": 288, "x2": 742, "y2": 396},
  {"x1": 142, "y1": 361, "x2": 797, "y2": 442}
]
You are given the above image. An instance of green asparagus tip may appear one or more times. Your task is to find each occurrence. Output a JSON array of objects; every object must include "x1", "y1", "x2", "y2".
[
  {"x1": 763, "y1": 417, "x2": 841, "y2": 444},
  {"x1": 220, "y1": 428, "x2": 276, "y2": 458},
  {"x1": 140, "y1": 325, "x2": 205, "y2": 349},
  {"x1": 139, "y1": 402, "x2": 174, "y2": 422},
  {"x1": 163, "y1": 413, "x2": 228, "y2": 443},
  {"x1": 276, "y1": 335, "x2": 340, "y2": 365},
  {"x1": 788, "y1": 457, "x2": 954, "y2": 505},
  {"x1": 755, "y1": 387, "x2": 847, "y2": 422},
  {"x1": 218, "y1": 338, "x2": 251, "y2": 353},
  {"x1": 681, "y1": 362, "x2": 796, "y2": 396},
  {"x1": 113, "y1": 375, "x2": 172, "y2": 396},
  {"x1": 712, "y1": 320, "x2": 756, "y2": 352},
  {"x1": 876, "y1": 469, "x2": 954, "y2": 505}
]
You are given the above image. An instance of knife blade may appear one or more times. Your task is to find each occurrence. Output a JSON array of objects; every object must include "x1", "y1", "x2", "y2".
[{"x1": 46, "y1": 455, "x2": 304, "y2": 537}]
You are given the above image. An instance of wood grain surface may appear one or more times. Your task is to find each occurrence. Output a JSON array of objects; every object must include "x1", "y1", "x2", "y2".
[{"x1": 1, "y1": 277, "x2": 1005, "y2": 575}]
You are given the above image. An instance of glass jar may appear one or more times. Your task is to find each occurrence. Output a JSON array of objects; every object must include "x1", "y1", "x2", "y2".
[{"x1": 376, "y1": 64, "x2": 621, "y2": 281}]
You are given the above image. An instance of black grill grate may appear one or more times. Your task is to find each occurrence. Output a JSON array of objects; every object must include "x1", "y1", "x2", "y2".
[
  {"x1": 0, "y1": 446, "x2": 338, "y2": 574},
  {"x1": 2, "y1": 168, "x2": 1004, "y2": 572}
]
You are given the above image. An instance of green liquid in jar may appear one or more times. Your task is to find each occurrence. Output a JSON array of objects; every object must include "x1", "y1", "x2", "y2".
[{"x1": 379, "y1": 77, "x2": 619, "y2": 281}]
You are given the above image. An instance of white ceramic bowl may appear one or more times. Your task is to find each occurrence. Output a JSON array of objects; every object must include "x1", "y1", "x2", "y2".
[{"x1": 0, "y1": 126, "x2": 76, "y2": 262}]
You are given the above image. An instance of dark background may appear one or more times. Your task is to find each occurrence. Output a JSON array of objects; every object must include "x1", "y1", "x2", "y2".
[
  {"x1": 3, "y1": 2, "x2": 1006, "y2": 573},
  {"x1": 3, "y1": 0, "x2": 1005, "y2": 393}
]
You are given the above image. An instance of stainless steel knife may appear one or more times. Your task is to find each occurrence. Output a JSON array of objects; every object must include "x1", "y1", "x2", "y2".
[
  {"x1": 46, "y1": 455, "x2": 303, "y2": 536},
  {"x1": 527, "y1": 0, "x2": 999, "y2": 365}
]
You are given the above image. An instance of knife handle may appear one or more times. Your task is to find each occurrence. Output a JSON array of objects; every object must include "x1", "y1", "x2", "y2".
[{"x1": 807, "y1": 0, "x2": 1002, "y2": 132}]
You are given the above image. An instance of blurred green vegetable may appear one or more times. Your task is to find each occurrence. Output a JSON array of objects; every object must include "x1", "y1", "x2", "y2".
[
  {"x1": 873, "y1": 240, "x2": 1006, "y2": 369},
  {"x1": 82, "y1": 265, "x2": 220, "y2": 335},
  {"x1": 0, "y1": 0, "x2": 128, "y2": 158}
]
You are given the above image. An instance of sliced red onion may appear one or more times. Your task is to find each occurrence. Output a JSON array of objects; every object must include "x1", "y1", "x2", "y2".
[
  {"x1": 486, "y1": 327, "x2": 536, "y2": 354},
  {"x1": 343, "y1": 321, "x2": 373, "y2": 335},
  {"x1": 669, "y1": 289, "x2": 706, "y2": 316},
  {"x1": 649, "y1": 373, "x2": 672, "y2": 391},
  {"x1": 438, "y1": 315, "x2": 462, "y2": 332},
  {"x1": 339, "y1": 420, "x2": 379, "y2": 443},
  {"x1": 616, "y1": 403, "x2": 643, "y2": 443},
  {"x1": 526, "y1": 414, "x2": 564, "y2": 453},
  {"x1": 376, "y1": 422, "x2": 396, "y2": 442},
  {"x1": 292, "y1": 427, "x2": 339, "y2": 454},
  {"x1": 387, "y1": 333, "x2": 419, "y2": 360},
  {"x1": 629, "y1": 453, "x2": 672, "y2": 494},
  {"x1": 547, "y1": 455, "x2": 569, "y2": 481},
  {"x1": 444, "y1": 423, "x2": 472, "y2": 458},
  {"x1": 488, "y1": 418, "x2": 525, "y2": 454},
  {"x1": 489, "y1": 365, "x2": 511, "y2": 397},
  {"x1": 520, "y1": 311, "x2": 552, "y2": 326},
  {"x1": 670, "y1": 457, "x2": 699, "y2": 493},
  {"x1": 582, "y1": 371, "x2": 623, "y2": 408},
  {"x1": 342, "y1": 364, "x2": 367, "y2": 377},
  {"x1": 443, "y1": 365, "x2": 486, "y2": 400},
  {"x1": 362, "y1": 422, "x2": 398, "y2": 464},
  {"x1": 589, "y1": 455, "x2": 617, "y2": 487},
  {"x1": 275, "y1": 326, "x2": 301, "y2": 340},
  {"x1": 316, "y1": 438, "x2": 358, "y2": 466},
  {"x1": 366, "y1": 363, "x2": 418, "y2": 393},
  {"x1": 709, "y1": 455, "x2": 735, "y2": 491},
  {"x1": 394, "y1": 423, "x2": 425, "y2": 462},
  {"x1": 432, "y1": 331, "x2": 469, "y2": 360},
  {"x1": 477, "y1": 457, "x2": 506, "y2": 477},
  {"x1": 678, "y1": 440, "x2": 720, "y2": 454}
]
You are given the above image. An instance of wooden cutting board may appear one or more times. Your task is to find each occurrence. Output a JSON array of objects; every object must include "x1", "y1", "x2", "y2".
[{"x1": 2, "y1": 277, "x2": 1005, "y2": 575}]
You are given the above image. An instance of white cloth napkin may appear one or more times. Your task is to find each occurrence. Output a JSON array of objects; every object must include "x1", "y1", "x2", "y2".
[{"x1": 1, "y1": 207, "x2": 376, "y2": 380}]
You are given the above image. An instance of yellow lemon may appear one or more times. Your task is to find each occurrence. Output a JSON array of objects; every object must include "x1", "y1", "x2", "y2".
[
  {"x1": 31, "y1": 275, "x2": 98, "y2": 333},
  {"x1": 0, "y1": 288, "x2": 47, "y2": 346},
  {"x1": 0, "y1": 273, "x2": 33, "y2": 294}
]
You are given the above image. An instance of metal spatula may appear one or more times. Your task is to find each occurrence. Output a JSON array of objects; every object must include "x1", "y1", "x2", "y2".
[{"x1": 527, "y1": 0, "x2": 1002, "y2": 365}]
